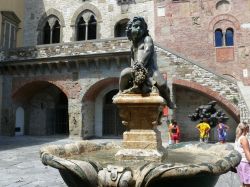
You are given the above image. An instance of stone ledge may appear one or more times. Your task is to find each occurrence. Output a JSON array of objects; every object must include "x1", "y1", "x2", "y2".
[{"x1": 113, "y1": 93, "x2": 164, "y2": 104}]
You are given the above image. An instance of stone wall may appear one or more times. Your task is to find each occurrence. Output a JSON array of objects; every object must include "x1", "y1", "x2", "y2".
[
  {"x1": 0, "y1": 38, "x2": 130, "y2": 62},
  {"x1": 0, "y1": 38, "x2": 244, "y2": 139},
  {"x1": 24, "y1": 0, "x2": 154, "y2": 46},
  {"x1": 28, "y1": 93, "x2": 55, "y2": 135},
  {"x1": 156, "y1": 45, "x2": 240, "y2": 115},
  {"x1": 155, "y1": 0, "x2": 250, "y2": 85}
]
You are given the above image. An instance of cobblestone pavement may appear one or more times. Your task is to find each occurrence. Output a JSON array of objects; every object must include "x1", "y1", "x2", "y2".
[{"x1": 0, "y1": 135, "x2": 241, "y2": 187}]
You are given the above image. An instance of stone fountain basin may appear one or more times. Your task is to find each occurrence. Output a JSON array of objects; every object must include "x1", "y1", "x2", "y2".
[{"x1": 40, "y1": 141, "x2": 241, "y2": 187}]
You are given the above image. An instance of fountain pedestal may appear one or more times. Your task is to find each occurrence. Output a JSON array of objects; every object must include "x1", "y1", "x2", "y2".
[{"x1": 113, "y1": 93, "x2": 166, "y2": 161}]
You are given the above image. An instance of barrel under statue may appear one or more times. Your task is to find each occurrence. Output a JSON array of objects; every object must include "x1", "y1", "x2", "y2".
[{"x1": 40, "y1": 17, "x2": 241, "y2": 187}]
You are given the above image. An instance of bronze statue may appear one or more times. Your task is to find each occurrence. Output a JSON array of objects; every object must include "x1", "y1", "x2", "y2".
[
  {"x1": 119, "y1": 16, "x2": 175, "y2": 109},
  {"x1": 188, "y1": 101, "x2": 229, "y2": 128}
]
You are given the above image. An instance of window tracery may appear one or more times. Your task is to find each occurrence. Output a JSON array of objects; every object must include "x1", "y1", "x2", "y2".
[{"x1": 76, "y1": 11, "x2": 97, "y2": 41}]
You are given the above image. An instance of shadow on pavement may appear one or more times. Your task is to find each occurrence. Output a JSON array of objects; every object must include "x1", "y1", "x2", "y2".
[{"x1": 0, "y1": 135, "x2": 71, "y2": 151}]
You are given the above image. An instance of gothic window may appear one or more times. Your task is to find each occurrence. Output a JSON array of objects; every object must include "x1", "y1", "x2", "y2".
[
  {"x1": 77, "y1": 17, "x2": 86, "y2": 41},
  {"x1": 76, "y1": 11, "x2": 97, "y2": 41},
  {"x1": 1, "y1": 11, "x2": 20, "y2": 49},
  {"x1": 215, "y1": 29, "x2": 223, "y2": 47},
  {"x1": 42, "y1": 16, "x2": 61, "y2": 44},
  {"x1": 114, "y1": 19, "x2": 129, "y2": 37},
  {"x1": 225, "y1": 28, "x2": 234, "y2": 46},
  {"x1": 214, "y1": 28, "x2": 234, "y2": 47},
  {"x1": 88, "y1": 15, "x2": 97, "y2": 40},
  {"x1": 43, "y1": 22, "x2": 50, "y2": 44},
  {"x1": 52, "y1": 20, "x2": 60, "y2": 43}
]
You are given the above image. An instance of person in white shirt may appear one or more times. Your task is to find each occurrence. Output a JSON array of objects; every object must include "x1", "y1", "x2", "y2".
[{"x1": 234, "y1": 122, "x2": 250, "y2": 187}]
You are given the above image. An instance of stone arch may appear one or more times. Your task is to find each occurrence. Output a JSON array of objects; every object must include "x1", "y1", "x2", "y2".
[
  {"x1": 12, "y1": 80, "x2": 69, "y2": 136},
  {"x1": 215, "y1": 0, "x2": 231, "y2": 13},
  {"x1": 173, "y1": 79, "x2": 240, "y2": 122},
  {"x1": 83, "y1": 77, "x2": 119, "y2": 102},
  {"x1": 12, "y1": 80, "x2": 69, "y2": 101},
  {"x1": 208, "y1": 14, "x2": 240, "y2": 45},
  {"x1": 95, "y1": 83, "x2": 119, "y2": 137},
  {"x1": 70, "y1": 3, "x2": 102, "y2": 41},
  {"x1": 37, "y1": 8, "x2": 65, "y2": 44},
  {"x1": 112, "y1": 15, "x2": 130, "y2": 37},
  {"x1": 82, "y1": 77, "x2": 119, "y2": 137},
  {"x1": 208, "y1": 14, "x2": 240, "y2": 31},
  {"x1": 37, "y1": 8, "x2": 65, "y2": 30}
]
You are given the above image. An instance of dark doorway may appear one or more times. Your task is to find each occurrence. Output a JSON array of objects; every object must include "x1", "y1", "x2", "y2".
[
  {"x1": 103, "y1": 90, "x2": 125, "y2": 136},
  {"x1": 14, "y1": 81, "x2": 69, "y2": 136},
  {"x1": 55, "y1": 92, "x2": 69, "y2": 135}
]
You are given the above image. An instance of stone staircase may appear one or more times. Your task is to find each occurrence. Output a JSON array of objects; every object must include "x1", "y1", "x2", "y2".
[
  {"x1": 155, "y1": 43, "x2": 250, "y2": 122},
  {"x1": 237, "y1": 81, "x2": 250, "y2": 122}
]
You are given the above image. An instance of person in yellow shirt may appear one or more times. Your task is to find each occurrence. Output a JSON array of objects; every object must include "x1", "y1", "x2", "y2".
[{"x1": 196, "y1": 118, "x2": 211, "y2": 143}]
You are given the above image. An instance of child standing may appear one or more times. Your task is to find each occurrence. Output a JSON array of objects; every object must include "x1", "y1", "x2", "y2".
[
  {"x1": 196, "y1": 118, "x2": 211, "y2": 143},
  {"x1": 169, "y1": 120, "x2": 180, "y2": 144},
  {"x1": 217, "y1": 119, "x2": 230, "y2": 143}
]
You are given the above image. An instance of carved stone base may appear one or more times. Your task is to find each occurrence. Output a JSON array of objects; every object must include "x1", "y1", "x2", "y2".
[
  {"x1": 113, "y1": 93, "x2": 166, "y2": 161},
  {"x1": 115, "y1": 129, "x2": 166, "y2": 161},
  {"x1": 123, "y1": 129, "x2": 162, "y2": 149}
]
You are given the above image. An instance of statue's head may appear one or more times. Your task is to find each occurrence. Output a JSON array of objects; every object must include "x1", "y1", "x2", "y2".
[{"x1": 126, "y1": 16, "x2": 149, "y2": 41}]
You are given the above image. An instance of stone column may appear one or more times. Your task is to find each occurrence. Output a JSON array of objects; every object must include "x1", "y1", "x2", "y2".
[
  {"x1": 68, "y1": 99, "x2": 83, "y2": 139},
  {"x1": 1, "y1": 75, "x2": 15, "y2": 135},
  {"x1": 113, "y1": 93, "x2": 166, "y2": 161}
]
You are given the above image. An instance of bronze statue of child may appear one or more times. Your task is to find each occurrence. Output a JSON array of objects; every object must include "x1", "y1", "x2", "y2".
[{"x1": 119, "y1": 16, "x2": 175, "y2": 109}]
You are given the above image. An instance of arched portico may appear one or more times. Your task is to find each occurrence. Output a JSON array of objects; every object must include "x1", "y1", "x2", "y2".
[
  {"x1": 12, "y1": 81, "x2": 69, "y2": 136},
  {"x1": 173, "y1": 79, "x2": 239, "y2": 121},
  {"x1": 173, "y1": 79, "x2": 239, "y2": 142},
  {"x1": 83, "y1": 77, "x2": 124, "y2": 137}
]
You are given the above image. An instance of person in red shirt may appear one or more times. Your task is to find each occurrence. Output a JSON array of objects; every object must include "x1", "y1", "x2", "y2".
[{"x1": 169, "y1": 119, "x2": 180, "y2": 144}]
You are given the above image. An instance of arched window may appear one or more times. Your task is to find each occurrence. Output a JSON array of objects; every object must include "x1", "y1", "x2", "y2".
[
  {"x1": 88, "y1": 15, "x2": 97, "y2": 40},
  {"x1": 43, "y1": 22, "x2": 51, "y2": 44},
  {"x1": 52, "y1": 20, "x2": 60, "y2": 43},
  {"x1": 76, "y1": 11, "x2": 97, "y2": 41},
  {"x1": 42, "y1": 16, "x2": 61, "y2": 44},
  {"x1": 114, "y1": 19, "x2": 129, "y2": 37},
  {"x1": 225, "y1": 28, "x2": 234, "y2": 46},
  {"x1": 215, "y1": 29, "x2": 223, "y2": 47},
  {"x1": 77, "y1": 17, "x2": 86, "y2": 41}
]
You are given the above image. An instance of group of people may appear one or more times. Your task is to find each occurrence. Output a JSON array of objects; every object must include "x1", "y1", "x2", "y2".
[
  {"x1": 165, "y1": 119, "x2": 250, "y2": 187},
  {"x1": 196, "y1": 118, "x2": 230, "y2": 143},
  {"x1": 165, "y1": 119, "x2": 250, "y2": 186},
  {"x1": 166, "y1": 117, "x2": 230, "y2": 145}
]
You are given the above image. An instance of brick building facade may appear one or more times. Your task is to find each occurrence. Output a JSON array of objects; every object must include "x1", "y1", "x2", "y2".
[
  {"x1": 155, "y1": 0, "x2": 250, "y2": 85},
  {"x1": 0, "y1": 0, "x2": 249, "y2": 142}
]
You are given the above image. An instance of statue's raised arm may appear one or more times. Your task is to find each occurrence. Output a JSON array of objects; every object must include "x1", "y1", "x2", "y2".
[{"x1": 119, "y1": 16, "x2": 175, "y2": 109}]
